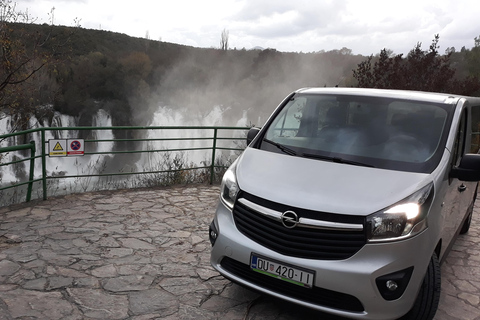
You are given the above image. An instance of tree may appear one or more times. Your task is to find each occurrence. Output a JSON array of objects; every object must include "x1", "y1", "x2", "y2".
[
  {"x1": 0, "y1": 1, "x2": 78, "y2": 132},
  {"x1": 465, "y1": 35, "x2": 480, "y2": 80},
  {"x1": 119, "y1": 51, "x2": 152, "y2": 116},
  {"x1": 353, "y1": 35, "x2": 480, "y2": 96},
  {"x1": 220, "y1": 28, "x2": 229, "y2": 51}
]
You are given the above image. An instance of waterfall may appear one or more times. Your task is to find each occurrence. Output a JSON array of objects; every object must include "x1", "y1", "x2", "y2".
[
  {"x1": 92, "y1": 109, "x2": 115, "y2": 153},
  {"x1": 135, "y1": 105, "x2": 248, "y2": 172},
  {"x1": 0, "y1": 115, "x2": 18, "y2": 183},
  {"x1": 0, "y1": 109, "x2": 115, "y2": 192},
  {"x1": 2, "y1": 105, "x2": 249, "y2": 186},
  {"x1": 1, "y1": 104, "x2": 250, "y2": 205}
]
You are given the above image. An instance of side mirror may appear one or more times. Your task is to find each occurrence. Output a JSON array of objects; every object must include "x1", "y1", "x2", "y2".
[
  {"x1": 247, "y1": 127, "x2": 261, "y2": 145},
  {"x1": 450, "y1": 154, "x2": 480, "y2": 181}
]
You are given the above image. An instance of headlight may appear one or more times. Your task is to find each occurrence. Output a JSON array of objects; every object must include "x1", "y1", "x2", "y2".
[
  {"x1": 367, "y1": 183, "x2": 433, "y2": 242},
  {"x1": 220, "y1": 160, "x2": 239, "y2": 209}
]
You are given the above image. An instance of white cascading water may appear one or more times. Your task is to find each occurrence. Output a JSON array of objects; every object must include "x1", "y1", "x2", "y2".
[
  {"x1": 0, "y1": 115, "x2": 18, "y2": 183},
  {"x1": 135, "y1": 105, "x2": 249, "y2": 172},
  {"x1": 91, "y1": 109, "x2": 115, "y2": 153},
  {"x1": 28, "y1": 111, "x2": 78, "y2": 178},
  {"x1": 0, "y1": 109, "x2": 115, "y2": 200},
  {"x1": 1, "y1": 105, "x2": 250, "y2": 204}
]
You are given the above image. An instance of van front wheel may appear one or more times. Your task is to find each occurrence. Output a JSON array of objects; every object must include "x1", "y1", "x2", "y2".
[
  {"x1": 460, "y1": 186, "x2": 476, "y2": 234},
  {"x1": 460, "y1": 210, "x2": 473, "y2": 234},
  {"x1": 399, "y1": 253, "x2": 441, "y2": 320}
]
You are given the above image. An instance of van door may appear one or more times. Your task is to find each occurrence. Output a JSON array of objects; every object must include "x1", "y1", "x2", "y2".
[
  {"x1": 458, "y1": 104, "x2": 480, "y2": 229},
  {"x1": 441, "y1": 104, "x2": 479, "y2": 260}
]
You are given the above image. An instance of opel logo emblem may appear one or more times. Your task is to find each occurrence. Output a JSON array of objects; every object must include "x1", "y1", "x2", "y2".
[{"x1": 281, "y1": 211, "x2": 299, "y2": 228}]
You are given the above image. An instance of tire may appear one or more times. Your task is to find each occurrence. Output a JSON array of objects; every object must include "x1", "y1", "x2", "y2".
[
  {"x1": 399, "y1": 253, "x2": 441, "y2": 320},
  {"x1": 460, "y1": 185, "x2": 477, "y2": 235},
  {"x1": 460, "y1": 210, "x2": 473, "y2": 235}
]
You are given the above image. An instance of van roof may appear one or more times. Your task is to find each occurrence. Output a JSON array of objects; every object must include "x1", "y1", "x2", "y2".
[{"x1": 296, "y1": 87, "x2": 480, "y2": 106}]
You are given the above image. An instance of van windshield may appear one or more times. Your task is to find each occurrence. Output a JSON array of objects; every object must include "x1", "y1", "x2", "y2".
[{"x1": 261, "y1": 94, "x2": 454, "y2": 173}]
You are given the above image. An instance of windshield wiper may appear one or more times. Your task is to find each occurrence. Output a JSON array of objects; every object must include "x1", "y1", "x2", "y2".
[
  {"x1": 263, "y1": 139, "x2": 297, "y2": 156},
  {"x1": 302, "y1": 153, "x2": 375, "y2": 168}
]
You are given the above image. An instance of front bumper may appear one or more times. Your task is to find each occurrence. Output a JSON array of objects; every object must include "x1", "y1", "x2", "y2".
[{"x1": 210, "y1": 201, "x2": 434, "y2": 320}]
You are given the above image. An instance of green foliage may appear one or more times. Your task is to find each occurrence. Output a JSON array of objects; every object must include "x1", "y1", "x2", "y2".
[
  {"x1": 5, "y1": 17, "x2": 480, "y2": 134},
  {"x1": 0, "y1": 21, "x2": 363, "y2": 130},
  {"x1": 464, "y1": 36, "x2": 480, "y2": 79},
  {"x1": 55, "y1": 51, "x2": 127, "y2": 115},
  {"x1": 0, "y1": 1, "x2": 79, "y2": 132},
  {"x1": 353, "y1": 35, "x2": 480, "y2": 95}
]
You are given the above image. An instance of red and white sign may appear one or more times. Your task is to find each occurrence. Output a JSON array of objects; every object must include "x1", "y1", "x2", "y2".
[{"x1": 67, "y1": 139, "x2": 84, "y2": 155}]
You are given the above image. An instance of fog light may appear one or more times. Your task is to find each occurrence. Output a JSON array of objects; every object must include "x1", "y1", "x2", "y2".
[
  {"x1": 210, "y1": 230, "x2": 217, "y2": 239},
  {"x1": 209, "y1": 220, "x2": 218, "y2": 246},
  {"x1": 386, "y1": 280, "x2": 398, "y2": 291},
  {"x1": 376, "y1": 267, "x2": 414, "y2": 301}
]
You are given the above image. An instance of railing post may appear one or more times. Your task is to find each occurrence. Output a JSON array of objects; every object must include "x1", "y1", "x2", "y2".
[
  {"x1": 41, "y1": 129, "x2": 47, "y2": 200},
  {"x1": 210, "y1": 128, "x2": 218, "y2": 184},
  {"x1": 26, "y1": 141, "x2": 36, "y2": 202}
]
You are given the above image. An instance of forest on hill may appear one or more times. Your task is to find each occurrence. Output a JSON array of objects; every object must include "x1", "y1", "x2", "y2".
[{"x1": 2, "y1": 19, "x2": 480, "y2": 132}]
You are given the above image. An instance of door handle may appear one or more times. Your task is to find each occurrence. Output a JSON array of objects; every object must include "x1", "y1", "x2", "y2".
[{"x1": 458, "y1": 184, "x2": 467, "y2": 192}]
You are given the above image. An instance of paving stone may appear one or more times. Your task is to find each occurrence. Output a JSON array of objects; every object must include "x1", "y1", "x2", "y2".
[
  {"x1": 0, "y1": 289, "x2": 79, "y2": 319},
  {"x1": 0, "y1": 260, "x2": 20, "y2": 276},
  {"x1": 0, "y1": 184, "x2": 478, "y2": 320},
  {"x1": 129, "y1": 288, "x2": 178, "y2": 315},
  {"x1": 117, "y1": 263, "x2": 161, "y2": 276},
  {"x1": 101, "y1": 247, "x2": 134, "y2": 259},
  {"x1": 97, "y1": 236, "x2": 121, "y2": 247},
  {"x1": 118, "y1": 238, "x2": 157, "y2": 250},
  {"x1": 9, "y1": 252, "x2": 37, "y2": 263},
  {"x1": 67, "y1": 288, "x2": 129, "y2": 319},
  {"x1": 437, "y1": 293, "x2": 480, "y2": 320},
  {"x1": 22, "y1": 278, "x2": 47, "y2": 290},
  {"x1": 160, "y1": 277, "x2": 209, "y2": 296},
  {"x1": 72, "y1": 276, "x2": 100, "y2": 288},
  {"x1": 458, "y1": 292, "x2": 480, "y2": 306},
  {"x1": 7, "y1": 268, "x2": 36, "y2": 284},
  {"x1": 103, "y1": 275, "x2": 154, "y2": 292},
  {"x1": 46, "y1": 276, "x2": 73, "y2": 290},
  {"x1": 91, "y1": 264, "x2": 118, "y2": 278},
  {"x1": 176, "y1": 304, "x2": 218, "y2": 320}
]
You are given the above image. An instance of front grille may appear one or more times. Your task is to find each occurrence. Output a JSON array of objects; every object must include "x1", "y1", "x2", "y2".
[
  {"x1": 233, "y1": 192, "x2": 366, "y2": 260},
  {"x1": 221, "y1": 257, "x2": 364, "y2": 312}
]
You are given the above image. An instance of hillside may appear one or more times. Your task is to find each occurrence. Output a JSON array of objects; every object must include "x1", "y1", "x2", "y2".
[
  {"x1": 5, "y1": 23, "x2": 480, "y2": 130},
  {"x1": 6, "y1": 23, "x2": 367, "y2": 128}
]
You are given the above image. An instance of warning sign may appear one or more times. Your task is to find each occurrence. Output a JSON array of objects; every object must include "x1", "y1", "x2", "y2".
[
  {"x1": 49, "y1": 139, "x2": 85, "y2": 157},
  {"x1": 67, "y1": 139, "x2": 84, "y2": 156},
  {"x1": 49, "y1": 139, "x2": 67, "y2": 157},
  {"x1": 53, "y1": 142, "x2": 63, "y2": 151}
]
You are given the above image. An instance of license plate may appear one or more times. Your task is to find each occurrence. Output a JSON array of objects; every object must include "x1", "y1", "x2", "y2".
[{"x1": 250, "y1": 254, "x2": 314, "y2": 288}]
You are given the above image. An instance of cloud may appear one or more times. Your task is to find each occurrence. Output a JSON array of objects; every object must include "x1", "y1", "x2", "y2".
[
  {"x1": 15, "y1": 0, "x2": 480, "y2": 55},
  {"x1": 230, "y1": 0, "x2": 347, "y2": 38}
]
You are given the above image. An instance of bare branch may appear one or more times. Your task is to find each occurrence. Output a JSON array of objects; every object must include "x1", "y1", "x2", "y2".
[{"x1": 220, "y1": 28, "x2": 229, "y2": 51}]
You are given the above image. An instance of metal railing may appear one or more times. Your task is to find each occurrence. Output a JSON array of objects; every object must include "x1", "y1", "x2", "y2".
[
  {"x1": 0, "y1": 141, "x2": 36, "y2": 202},
  {"x1": 0, "y1": 126, "x2": 250, "y2": 205}
]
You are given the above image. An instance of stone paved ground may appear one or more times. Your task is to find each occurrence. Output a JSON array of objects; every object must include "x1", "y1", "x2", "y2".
[{"x1": 0, "y1": 184, "x2": 478, "y2": 320}]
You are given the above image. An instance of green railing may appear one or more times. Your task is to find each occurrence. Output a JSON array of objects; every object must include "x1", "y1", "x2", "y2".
[
  {"x1": 0, "y1": 126, "x2": 250, "y2": 205},
  {"x1": 0, "y1": 140, "x2": 36, "y2": 202}
]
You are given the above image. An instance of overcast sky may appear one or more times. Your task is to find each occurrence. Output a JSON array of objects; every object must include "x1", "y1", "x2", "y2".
[{"x1": 17, "y1": 0, "x2": 480, "y2": 56}]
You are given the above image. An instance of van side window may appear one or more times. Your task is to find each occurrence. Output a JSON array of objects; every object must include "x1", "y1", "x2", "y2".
[
  {"x1": 470, "y1": 105, "x2": 480, "y2": 153},
  {"x1": 452, "y1": 110, "x2": 467, "y2": 167}
]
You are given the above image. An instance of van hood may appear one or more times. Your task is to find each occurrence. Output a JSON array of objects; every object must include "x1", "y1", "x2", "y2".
[{"x1": 236, "y1": 148, "x2": 431, "y2": 216}]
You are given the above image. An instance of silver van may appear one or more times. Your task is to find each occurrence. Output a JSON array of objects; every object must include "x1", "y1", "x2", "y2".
[{"x1": 209, "y1": 88, "x2": 480, "y2": 320}]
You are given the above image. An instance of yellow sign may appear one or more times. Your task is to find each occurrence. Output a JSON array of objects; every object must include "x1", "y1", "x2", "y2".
[
  {"x1": 49, "y1": 139, "x2": 67, "y2": 157},
  {"x1": 53, "y1": 142, "x2": 64, "y2": 151}
]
